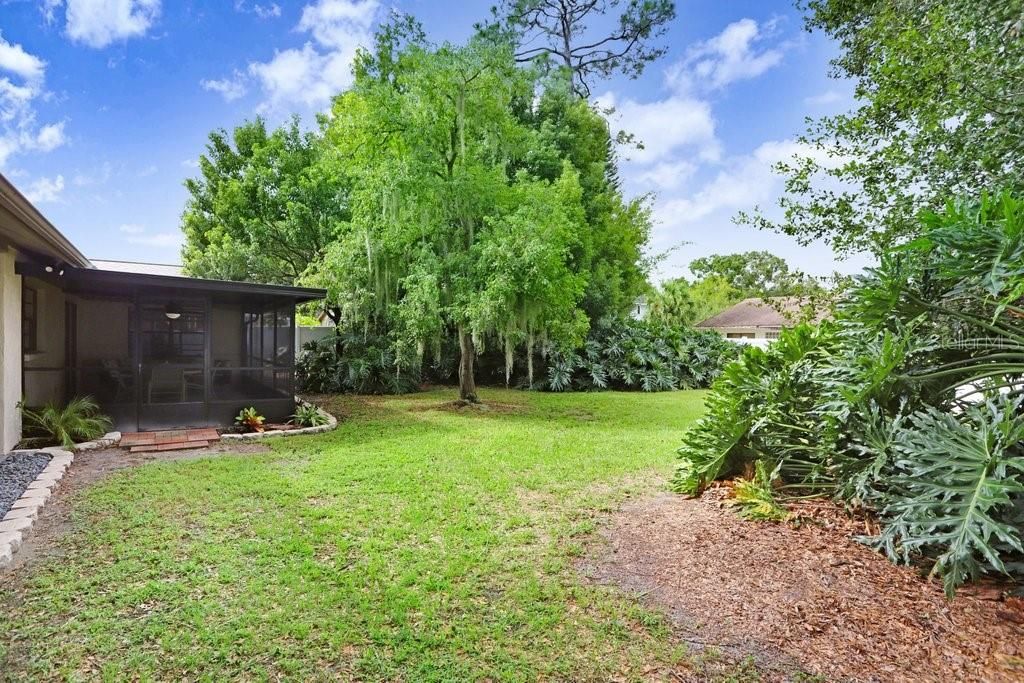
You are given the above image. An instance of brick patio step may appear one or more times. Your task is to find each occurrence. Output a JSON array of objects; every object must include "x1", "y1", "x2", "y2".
[
  {"x1": 129, "y1": 440, "x2": 211, "y2": 454},
  {"x1": 121, "y1": 428, "x2": 220, "y2": 447}
]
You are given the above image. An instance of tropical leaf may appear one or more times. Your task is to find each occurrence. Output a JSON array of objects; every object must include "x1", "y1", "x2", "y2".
[{"x1": 869, "y1": 397, "x2": 1024, "y2": 596}]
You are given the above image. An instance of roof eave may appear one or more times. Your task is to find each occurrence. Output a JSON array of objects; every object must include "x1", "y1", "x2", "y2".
[
  {"x1": 0, "y1": 173, "x2": 91, "y2": 268},
  {"x1": 17, "y1": 262, "x2": 327, "y2": 303}
]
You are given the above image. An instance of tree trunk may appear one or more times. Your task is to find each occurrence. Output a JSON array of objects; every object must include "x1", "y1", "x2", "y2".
[{"x1": 458, "y1": 326, "x2": 478, "y2": 402}]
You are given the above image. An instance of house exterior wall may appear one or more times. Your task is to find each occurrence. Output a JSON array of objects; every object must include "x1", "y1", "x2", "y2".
[
  {"x1": 0, "y1": 248, "x2": 22, "y2": 451},
  {"x1": 22, "y1": 275, "x2": 66, "y2": 406},
  {"x1": 705, "y1": 326, "x2": 782, "y2": 350}
]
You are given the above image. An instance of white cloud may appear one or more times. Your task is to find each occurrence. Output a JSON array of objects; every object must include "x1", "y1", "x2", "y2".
[
  {"x1": 597, "y1": 92, "x2": 719, "y2": 165},
  {"x1": 118, "y1": 222, "x2": 182, "y2": 248},
  {"x1": 200, "y1": 70, "x2": 248, "y2": 102},
  {"x1": 656, "y1": 140, "x2": 819, "y2": 226},
  {"x1": 41, "y1": 0, "x2": 64, "y2": 24},
  {"x1": 61, "y1": 0, "x2": 162, "y2": 49},
  {"x1": 0, "y1": 33, "x2": 67, "y2": 167},
  {"x1": 126, "y1": 231, "x2": 181, "y2": 247},
  {"x1": 23, "y1": 174, "x2": 65, "y2": 203},
  {"x1": 0, "y1": 36, "x2": 46, "y2": 84},
  {"x1": 249, "y1": 0, "x2": 378, "y2": 112},
  {"x1": 181, "y1": 158, "x2": 200, "y2": 169},
  {"x1": 73, "y1": 161, "x2": 113, "y2": 187},
  {"x1": 35, "y1": 121, "x2": 67, "y2": 151},
  {"x1": 235, "y1": 1, "x2": 282, "y2": 19},
  {"x1": 804, "y1": 89, "x2": 843, "y2": 107},
  {"x1": 641, "y1": 139, "x2": 861, "y2": 282},
  {"x1": 137, "y1": 164, "x2": 157, "y2": 177},
  {"x1": 633, "y1": 160, "x2": 698, "y2": 191},
  {"x1": 254, "y1": 3, "x2": 282, "y2": 19},
  {"x1": 666, "y1": 18, "x2": 787, "y2": 94}
]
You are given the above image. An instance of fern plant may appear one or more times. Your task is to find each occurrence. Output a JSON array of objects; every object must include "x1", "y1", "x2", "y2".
[{"x1": 21, "y1": 396, "x2": 112, "y2": 449}]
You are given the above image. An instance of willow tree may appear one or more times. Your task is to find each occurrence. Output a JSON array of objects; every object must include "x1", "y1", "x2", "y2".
[{"x1": 319, "y1": 38, "x2": 589, "y2": 401}]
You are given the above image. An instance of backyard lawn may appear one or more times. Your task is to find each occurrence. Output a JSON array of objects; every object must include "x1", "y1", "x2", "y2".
[{"x1": 0, "y1": 388, "x2": 710, "y2": 681}]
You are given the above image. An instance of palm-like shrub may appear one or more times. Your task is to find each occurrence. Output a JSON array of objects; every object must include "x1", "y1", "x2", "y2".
[
  {"x1": 544, "y1": 318, "x2": 740, "y2": 392},
  {"x1": 21, "y1": 396, "x2": 112, "y2": 449},
  {"x1": 291, "y1": 403, "x2": 329, "y2": 427},
  {"x1": 674, "y1": 192, "x2": 1024, "y2": 596},
  {"x1": 297, "y1": 331, "x2": 420, "y2": 395}
]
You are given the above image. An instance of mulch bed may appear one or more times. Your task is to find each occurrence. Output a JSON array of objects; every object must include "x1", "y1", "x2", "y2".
[
  {"x1": 0, "y1": 452, "x2": 51, "y2": 519},
  {"x1": 581, "y1": 490, "x2": 1024, "y2": 683}
]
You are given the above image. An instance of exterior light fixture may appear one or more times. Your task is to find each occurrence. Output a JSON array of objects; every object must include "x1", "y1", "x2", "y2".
[
  {"x1": 165, "y1": 302, "x2": 182, "y2": 320},
  {"x1": 44, "y1": 265, "x2": 54, "y2": 273}
]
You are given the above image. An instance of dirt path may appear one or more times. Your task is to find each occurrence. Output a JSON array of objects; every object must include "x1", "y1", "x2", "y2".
[
  {"x1": 0, "y1": 442, "x2": 268, "y2": 576},
  {"x1": 581, "y1": 492, "x2": 1024, "y2": 683}
]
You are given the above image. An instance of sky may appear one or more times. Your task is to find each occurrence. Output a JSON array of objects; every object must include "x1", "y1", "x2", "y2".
[{"x1": 0, "y1": 0, "x2": 869, "y2": 280}]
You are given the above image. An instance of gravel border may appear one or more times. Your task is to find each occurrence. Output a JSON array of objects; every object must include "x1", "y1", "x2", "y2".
[
  {"x1": 0, "y1": 452, "x2": 52, "y2": 519},
  {"x1": 0, "y1": 429, "x2": 120, "y2": 570},
  {"x1": 220, "y1": 397, "x2": 337, "y2": 441},
  {"x1": 0, "y1": 446, "x2": 74, "y2": 569}
]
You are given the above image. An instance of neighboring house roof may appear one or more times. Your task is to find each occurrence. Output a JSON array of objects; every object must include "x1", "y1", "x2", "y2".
[
  {"x1": 696, "y1": 297, "x2": 810, "y2": 330},
  {"x1": 0, "y1": 173, "x2": 91, "y2": 267},
  {"x1": 89, "y1": 259, "x2": 184, "y2": 277}
]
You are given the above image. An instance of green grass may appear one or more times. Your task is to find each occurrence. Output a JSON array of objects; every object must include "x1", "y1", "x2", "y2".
[{"x1": 1, "y1": 388, "x2": 706, "y2": 681}]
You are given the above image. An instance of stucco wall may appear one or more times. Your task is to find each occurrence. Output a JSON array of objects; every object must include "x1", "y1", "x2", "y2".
[
  {"x1": 0, "y1": 248, "x2": 22, "y2": 451},
  {"x1": 22, "y1": 275, "x2": 66, "y2": 406}
]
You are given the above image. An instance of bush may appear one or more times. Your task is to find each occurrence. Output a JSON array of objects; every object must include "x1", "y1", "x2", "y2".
[
  {"x1": 542, "y1": 318, "x2": 740, "y2": 392},
  {"x1": 291, "y1": 403, "x2": 329, "y2": 427},
  {"x1": 672, "y1": 192, "x2": 1024, "y2": 596},
  {"x1": 21, "y1": 396, "x2": 112, "y2": 449},
  {"x1": 297, "y1": 331, "x2": 421, "y2": 395},
  {"x1": 235, "y1": 407, "x2": 265, "y2": 433}
]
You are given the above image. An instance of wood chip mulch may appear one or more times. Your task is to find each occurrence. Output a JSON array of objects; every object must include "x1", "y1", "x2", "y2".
[{"x1": 580, "y1": 491, "x2": 1024, "y2": 683}]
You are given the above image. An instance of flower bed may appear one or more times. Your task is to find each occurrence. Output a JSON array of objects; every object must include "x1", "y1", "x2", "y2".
[{"x1": 220, "y1": 398, "x2": 337, "y2": 441}]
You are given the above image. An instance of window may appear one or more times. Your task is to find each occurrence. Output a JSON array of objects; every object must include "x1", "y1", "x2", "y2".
[
  {"x1": 726, "y1": 332, "x2": 754, "y2": 339},
  {"x1": 22, "y1": 286, "x2": 37, "y2": 352},
  {"x1": 764, "y1": 330, "x2": 781, "y2": 340}
]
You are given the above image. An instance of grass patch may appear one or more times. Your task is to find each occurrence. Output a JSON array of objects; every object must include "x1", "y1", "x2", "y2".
[{"x1": 1, "y1": 388, "x2": 706, "y2": 681}]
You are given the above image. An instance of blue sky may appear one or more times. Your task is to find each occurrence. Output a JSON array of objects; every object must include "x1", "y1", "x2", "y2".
[{"x1": 0, "y1": 0, "x2": 867, "y2": 279}]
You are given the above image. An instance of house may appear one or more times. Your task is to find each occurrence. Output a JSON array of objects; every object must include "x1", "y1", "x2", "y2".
[
  {"x1": 695, "y1": 297, "x2": 812, "y2": 347},
  {"x1": 0, "y1": 172, "x2": 325, "y2": 450},
  {"x1": 630, "y1": 295, "x2": 649, "y2": 321}
]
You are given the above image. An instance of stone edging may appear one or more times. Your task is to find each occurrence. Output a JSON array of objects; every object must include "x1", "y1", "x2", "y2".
[
  {"x1": 0, "y1": 447, "x2": 74, "y2": 569},
  {"x1": 1, "y1": 397, "x2": 333, "y2": 567},
  {"x1": 72, "y1": 431, "x2": 122, "y2": 453},
  {"x1": 0, "y1": 429, "x2": 121, "y2": 569},
  {"x1": 220, "y1": 398, "x2": 337, "y2": 441}
]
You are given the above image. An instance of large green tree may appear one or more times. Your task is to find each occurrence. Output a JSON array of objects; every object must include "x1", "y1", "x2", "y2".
[
  {"x1": 744, "y1": 1, "x2": 1024, "y2": 255},
  {"x1": 181, "y1": 118, "x2": 347, "y2": 285},
  {"x1": 520, "y1": 83, "x2": 652, "y2": 320},
  {"x1": 687, "y1": 275, "x2": 742, "y2": 323},
  {"x1": 316, "y1": 38, "x2": 589, "y2": 401},
  {"x1": 689, "y1": 251, "x2": 815, "y2": 298}
]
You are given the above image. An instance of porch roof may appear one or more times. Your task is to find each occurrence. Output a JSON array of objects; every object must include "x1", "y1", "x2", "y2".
[{"x1": 16, "y1": 262, "x2": 326, "y2": 303}]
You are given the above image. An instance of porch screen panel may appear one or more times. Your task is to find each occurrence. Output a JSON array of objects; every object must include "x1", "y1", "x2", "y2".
[
  {"x1": 74, "y1": 297, "x2": 135, "y2": 405},
  {"x1": 139, "y1": 300, "x2": 205, "y2": 404},
  {"x1": 210, "y1": 303, "x2": 294, "y2": 403}
]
